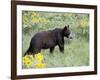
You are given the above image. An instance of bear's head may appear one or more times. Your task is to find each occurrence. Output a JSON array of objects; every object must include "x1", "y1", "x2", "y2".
[{"x1": 63, "y1": 25, "x2": 72, "y2": 39}]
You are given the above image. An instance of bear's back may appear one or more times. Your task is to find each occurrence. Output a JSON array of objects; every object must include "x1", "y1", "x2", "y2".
[{"x1": 31, "y1": 28, "x2": 62, "y2": 44}]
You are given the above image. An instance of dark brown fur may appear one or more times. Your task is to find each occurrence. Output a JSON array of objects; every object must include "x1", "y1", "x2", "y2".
[{"x1": 24, "y1": 25, "x2": 71, "y2": 56}]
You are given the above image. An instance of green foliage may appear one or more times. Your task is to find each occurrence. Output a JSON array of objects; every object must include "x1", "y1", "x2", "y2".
[
  {"x1": 22, "y1": 11, "x2": 89, "y2": 40},
  {"x1": 22, "y1": 11, "x2": 89, "y2": 68},
  {"x1": 43, "y1": 39, "x2": 89, "y2": 67}
]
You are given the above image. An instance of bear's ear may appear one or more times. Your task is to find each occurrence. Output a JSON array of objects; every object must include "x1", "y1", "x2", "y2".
[
  {"x1": 64, "y1": 25, "x2": 69, "y2": 30},
  {"x1": 64, "y1": 26, "x2": 67, "y2": 30}
]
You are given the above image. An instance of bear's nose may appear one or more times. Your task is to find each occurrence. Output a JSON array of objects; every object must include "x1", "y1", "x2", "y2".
[{"x1": 69, "y1": 31, "x2": 75, "y2": 39}]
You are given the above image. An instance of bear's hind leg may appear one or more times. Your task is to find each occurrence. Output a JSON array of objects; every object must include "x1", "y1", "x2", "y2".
[
  {"x1": 33, "y1": 48, "x2": 41, "y2": 55},
  {"x1": 24, "y1": 47, "x2": 33, "y2": 56}
]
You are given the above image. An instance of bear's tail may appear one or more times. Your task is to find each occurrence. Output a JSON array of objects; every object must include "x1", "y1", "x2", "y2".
[{"x1": 24, "y1": 43, "x2": 32, "y2": 56}]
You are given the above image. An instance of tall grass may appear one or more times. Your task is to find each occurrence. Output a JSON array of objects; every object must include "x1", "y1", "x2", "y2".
[{"x1": 23, "y1": 33, "x2": 89, "y2": 67}]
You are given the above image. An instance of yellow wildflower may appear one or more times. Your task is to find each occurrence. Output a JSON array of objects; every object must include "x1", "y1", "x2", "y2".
[
  {"x1": 42, "y1": 18, "x2": 48, "y2": 23},
  {"x1": 35, "y1": 53, "x2": 43, "y2": 63},
  {"x1": 22, "y1": 56, "x2": 30, "y2": 64},
  {"x1": 23, "y1": 15, "x2": 29, "y2": 24},
  {"x1": 32, "y1": 18, "x2": 39, "y2": 23},
  {"x1": 32, "y1": 12, "x2": 37, "y2": 17},
  {"x1": 35, "y1": 63, "x2": 45, "y2": 68},
  {"x1": 22, "y1": 55, "x2": 33, "y2": 68},
  {"x1": 80, "y1": 18, "x2": 88, "y2": 28},
  {"x1": 63, "y1": 13, "x2": 73, "y2": 17},
  {"x1": 25, "y1": 59, "x2": 33, "y2": 68},
  {"x1": 34, "y1": 52, "x2": 46, "y2": 68}
]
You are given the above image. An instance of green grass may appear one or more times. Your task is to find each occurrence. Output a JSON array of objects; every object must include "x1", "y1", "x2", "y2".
[
  {"x1": 22, "y1": 34, "x2": 89, "y2": 68},
  {"x1": 43, "y1": 39, "x2": 89, "y2": 67}
]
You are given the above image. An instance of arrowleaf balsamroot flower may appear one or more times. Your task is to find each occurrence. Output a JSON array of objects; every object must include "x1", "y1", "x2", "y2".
[
  {"x1": 34, "y1": 52, "x2": 46, "y2": 68},
  {"x1": 22, "y1": 55, "x2": 34, "y2": 68},
  {"x1": 22, "y1": 53, "x2": 46, "y2": 68},
  {"x1": 35, "y1": 53, "x2": 44, "y2": 63},
  {"x1": 35, "y1": 63, "x2": 45, "y2": 68}
]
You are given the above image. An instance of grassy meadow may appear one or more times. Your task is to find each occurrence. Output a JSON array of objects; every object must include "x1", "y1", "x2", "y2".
[{"x1": 22, "y1": 11, "x2": 89, "y2": 68}]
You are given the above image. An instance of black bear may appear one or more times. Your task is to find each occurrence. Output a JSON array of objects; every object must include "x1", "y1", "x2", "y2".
[{"x1": 24, "y1": 25, "x2": 72, "y2": 56}]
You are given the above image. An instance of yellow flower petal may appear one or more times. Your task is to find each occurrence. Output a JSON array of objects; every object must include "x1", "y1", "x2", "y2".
[
  {"x1": 35, "y1": 53, "x2": 44, "y2": 62},
  {"x1": 25, "y1": 59, "x2": 33, "y2": 68},
  {"x1": 22, "y1": 56, "x2": 30, "y2": 64},
  {"x1": 35, "y1": 63, "x2": 45, "y2": 68}
]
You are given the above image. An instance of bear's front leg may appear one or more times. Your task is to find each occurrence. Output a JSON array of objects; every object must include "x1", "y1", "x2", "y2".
[
  {"x1": 50, "y1": 47, "x2": 55, "y2": 53},
  {"x1": 59, "y1": 44, "x2": 64, "y2": 53}
]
